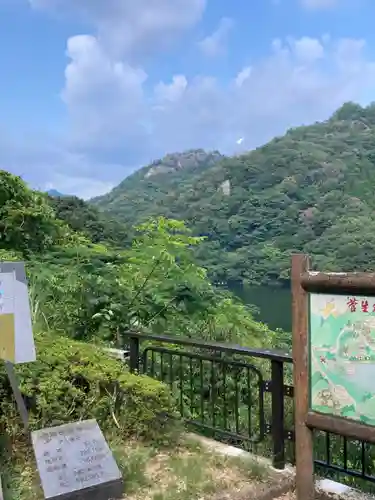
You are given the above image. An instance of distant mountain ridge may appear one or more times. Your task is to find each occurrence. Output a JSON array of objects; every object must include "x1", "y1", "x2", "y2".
[
  {"x1": 47, "y1": 189, "x2": 68, "y2": 198},
  {"x1": 91, "y1": 102, "x2": 375, "y2": 285}
]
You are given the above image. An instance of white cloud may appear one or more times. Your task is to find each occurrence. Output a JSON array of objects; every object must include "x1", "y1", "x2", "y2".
[
  {"x1": 0, "y1": 129, "x2": 118, "y2": 198},
  {"x1": 291, "y1": 37, "x2": 325, "y2": 62},
  {"x1": 60, "y1": 35, "x2": 375, "y2": 165},
  {"x1": 30, "y1": 0, "x2": 206, "y2": 58},
  {"x1": 62, "y1": 34, "x2": 148, "y2": 151},
  {"x1": 198, "y1": 17, "x2": 234, "y2": 57},
  {"x1": 235, "y1": 66, "x2": 252, "y2": 88},
  {"x1": 154, "y1": 75, "x2": 188, "y2": 104},
  {"x1": 45, "y1": 174, "x2": 115, "y2": 199}
]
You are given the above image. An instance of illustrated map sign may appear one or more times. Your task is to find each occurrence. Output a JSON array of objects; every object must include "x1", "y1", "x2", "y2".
[
  {"x1": 0, "y1": 262, "x2": 35, "y2": 364},
  {"x1": 310, "y1": 292, "x2": 375, "y2": 426},
  {"x1": 31, "y1": 419, "x2": 123, "y2": 499}
]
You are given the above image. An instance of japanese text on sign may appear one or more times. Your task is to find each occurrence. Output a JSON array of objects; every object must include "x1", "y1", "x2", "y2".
[{"x1": 347, "y1": 297, "x2": 375, "y2": 313}]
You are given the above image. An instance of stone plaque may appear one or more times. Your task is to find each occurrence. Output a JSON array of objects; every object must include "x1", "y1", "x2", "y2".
[{"x1": 31, "y1": 420, "x2": 123, "y2": 500}]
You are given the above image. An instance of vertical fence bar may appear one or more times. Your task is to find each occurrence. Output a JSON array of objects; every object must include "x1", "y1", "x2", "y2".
[
  {"x1": 292, "y1": 254, "x2": 315, "y2": 500},
  {"x1": 271, "y1": 359, "x2": 285, "y2": 469},
  {"x1": 129, "y1": 336, "x2": 140, "y2": 373}
]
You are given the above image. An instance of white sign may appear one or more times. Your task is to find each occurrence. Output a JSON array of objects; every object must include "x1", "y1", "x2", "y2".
[{"x1": 0, "y1": 262, "x2": 35, "y2": 364}]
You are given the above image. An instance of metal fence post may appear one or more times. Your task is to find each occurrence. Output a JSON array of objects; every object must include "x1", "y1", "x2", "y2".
[
  {"x1": 271, "y1": 359, "x2": 285, "y2": 469},
  {"x1": 129, "y1": 336, "x2": 140, "y2": 373}
]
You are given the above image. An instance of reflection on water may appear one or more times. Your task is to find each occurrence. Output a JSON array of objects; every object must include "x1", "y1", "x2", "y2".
[{"x1": 229, "y1": 284, "x2": 292, "y2": 332}]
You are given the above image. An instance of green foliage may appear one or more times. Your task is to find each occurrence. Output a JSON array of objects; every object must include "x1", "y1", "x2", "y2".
[
  {"x1": 0, "y1": 171, "x2": 65, "y2": 256},
  {"x1": 27, "y1": 245, "x2": 124, "y2": 338},
  {"x1": 93, "y1": 102, "x2": 375, "y2": 284},
  {"x1": 87, "y1": 217, "x2": 266, "y2": 345},
  {"x1": 48, "y1": 194, "x2": 130, "y2": 246},
  {"x1": 0, "y1": 334, "x2": 177, "y2": 443},
  {"x1": 0, "y1": 169, "x2": 263, "y2": 346}
]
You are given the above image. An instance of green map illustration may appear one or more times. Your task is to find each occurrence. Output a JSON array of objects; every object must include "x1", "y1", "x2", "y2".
[{"x1": 310, "y1": 293, "x2": 375, "y2": 426}]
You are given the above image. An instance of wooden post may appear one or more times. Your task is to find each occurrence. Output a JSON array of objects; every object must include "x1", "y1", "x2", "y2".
[{"x1": 292, "y1": 254, "x2": 315, "y2": 500}]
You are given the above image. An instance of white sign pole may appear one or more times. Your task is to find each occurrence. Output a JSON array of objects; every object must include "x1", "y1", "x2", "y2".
[
  {"x1": 4, "y1": 361, "x2": 29, "y2": 430},
  {"x1": 0, "y1": 262, "x2": 36, "y2": 497},
  {"x1": 0, "y1": 262, "x2": 36, "y2": 364}
]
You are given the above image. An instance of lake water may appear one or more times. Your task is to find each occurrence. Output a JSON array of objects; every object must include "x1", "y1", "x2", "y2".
[
  {"x1": 341, "y1": 362, "x2": 375, "y2": 394},
  {"x1": 231, "y1": 284, "x2": 292, "y2": 332}
]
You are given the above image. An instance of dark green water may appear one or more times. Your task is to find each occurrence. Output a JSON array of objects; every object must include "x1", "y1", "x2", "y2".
[{"x1": 232, "y1": 285, "x2": 292, "y2": 332}]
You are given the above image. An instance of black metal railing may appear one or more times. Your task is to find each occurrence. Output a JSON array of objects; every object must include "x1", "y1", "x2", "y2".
[
  {"x1": 143, "y1": 346, "x2": 266, "y2": 442},
  {"x1": 123, "y1": 331, "x2": 375, "y2": 491}
]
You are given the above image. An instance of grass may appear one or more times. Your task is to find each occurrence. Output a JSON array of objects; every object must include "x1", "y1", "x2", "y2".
[
  {"x1": 117, "y1": 436, "x2": 269, "y2": 500},
  {"x1": 0, "y1": 434, "x2": 270, "y2": 500},
  {"x1": 0, "y1": 439, "x2": 41, "y2": 500}
]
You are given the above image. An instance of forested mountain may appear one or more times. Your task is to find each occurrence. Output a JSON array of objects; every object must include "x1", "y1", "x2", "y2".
[
  {"x1": 92, "y1": 102, "x2": 375, "y2": 285},
  {"x1": 92, "y1": 149, "x2": 224, "y2": 223}
]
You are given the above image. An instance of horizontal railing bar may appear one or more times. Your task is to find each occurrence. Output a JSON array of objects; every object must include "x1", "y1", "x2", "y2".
[
  {"x1": 122, "y1": 331, "x2": 292, "y2": 363},
  {"x1": 301, "y1": 271, "x2": 375, "y2": 295},
  {"x1": 143, "y1": 346, "x2": 264, "y2": 376},
  {"x1": 314, "y1": 460, "x2": 375, "y2": 483}
]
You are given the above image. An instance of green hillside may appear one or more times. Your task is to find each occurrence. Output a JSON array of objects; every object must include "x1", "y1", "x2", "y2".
[
  {"x1": 92, "y1": 149, "x2": 224, "y2": 223},
  {"x1": 92, "y1": 102, "x2": 375, "y2": 285}
]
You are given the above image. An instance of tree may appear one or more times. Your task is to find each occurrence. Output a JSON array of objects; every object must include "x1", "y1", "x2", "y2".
[{"x1": 0, "y1": 171, "x2": 64, "y2": 255}]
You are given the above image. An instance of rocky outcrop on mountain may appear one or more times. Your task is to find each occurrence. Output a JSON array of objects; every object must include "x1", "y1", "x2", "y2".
[{"x1": 144, "y1": 149, "x2": 224, "y2": 178}]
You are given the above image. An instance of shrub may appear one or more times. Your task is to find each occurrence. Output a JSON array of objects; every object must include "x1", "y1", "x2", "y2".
[{"x1": 0, "y1": 333, "x2": 178, "y2": 444}]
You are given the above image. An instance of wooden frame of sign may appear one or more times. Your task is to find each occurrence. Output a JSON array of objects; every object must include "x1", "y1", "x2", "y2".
[{"x1": 292, "y1": 254, "x2": 375, "y2": 500}]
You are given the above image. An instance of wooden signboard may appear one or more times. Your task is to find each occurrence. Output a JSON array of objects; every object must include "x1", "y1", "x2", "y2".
[{"x1": 292, "y1": 254, "x2": 375, "y2": 500}]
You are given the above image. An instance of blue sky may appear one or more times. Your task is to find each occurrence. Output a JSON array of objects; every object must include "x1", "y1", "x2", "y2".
[{"x1": 1, "y1": 0, "x2": 375, "y2": 199}]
